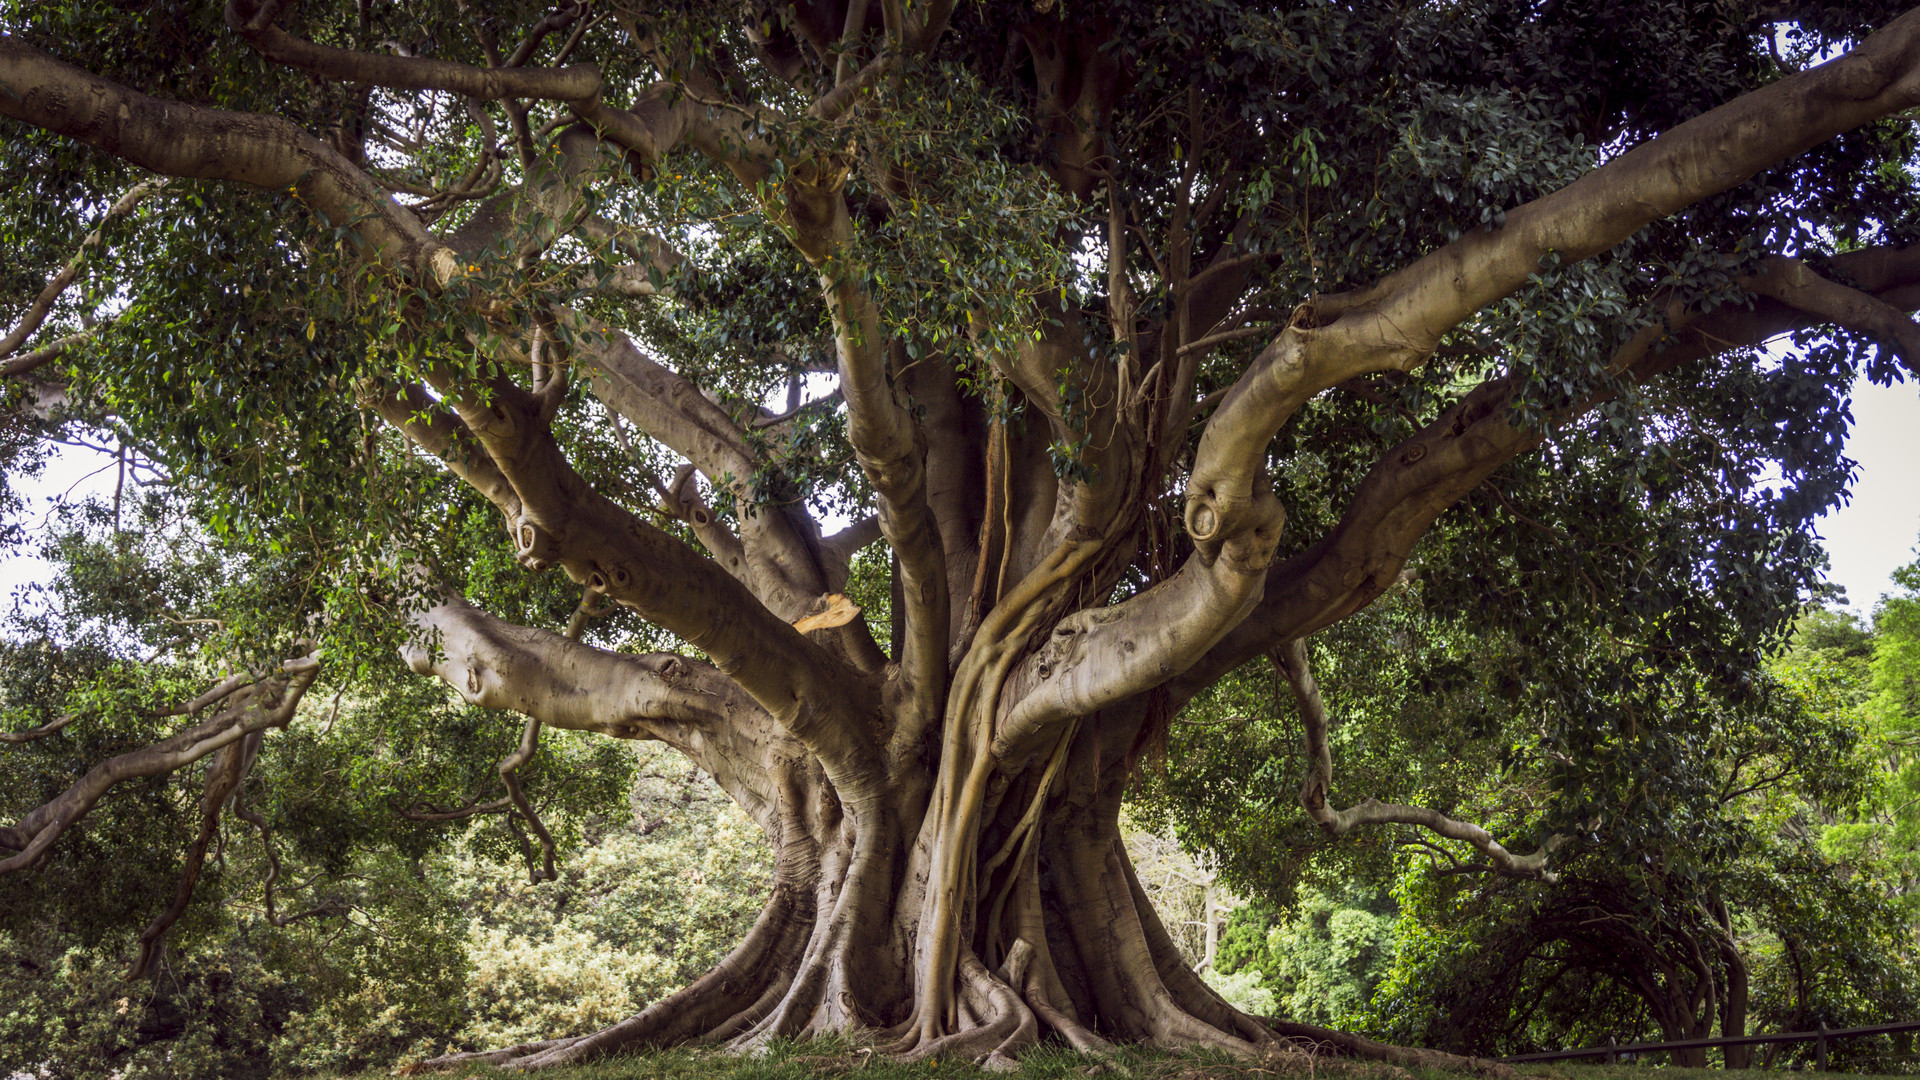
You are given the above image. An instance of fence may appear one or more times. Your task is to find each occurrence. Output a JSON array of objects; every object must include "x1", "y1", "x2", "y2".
[{"x1": 1501, "y1": 1020, "x2": 1920, "y2": 1070}]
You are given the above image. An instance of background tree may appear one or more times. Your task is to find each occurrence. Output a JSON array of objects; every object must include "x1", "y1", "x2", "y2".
[{"x1": 4, "y1": 0, "x2": 1920, "y2": 1070}]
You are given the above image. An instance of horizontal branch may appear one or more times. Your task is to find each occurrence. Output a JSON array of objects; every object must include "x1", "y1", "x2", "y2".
[
  {"x1": 0, "y1": 35, "x2": 450, "y2": 281},
  {"x1": 405, "y1": 594, "x2": 797, "y2": 831},
  {"x1": 226, "y1": 3, "x2": 601, "y2": 102}
]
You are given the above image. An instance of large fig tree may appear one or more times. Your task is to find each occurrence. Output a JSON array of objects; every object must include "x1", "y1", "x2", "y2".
[{"x1": 4, "y1": 0, "x2": 1919, "y2": 1069}]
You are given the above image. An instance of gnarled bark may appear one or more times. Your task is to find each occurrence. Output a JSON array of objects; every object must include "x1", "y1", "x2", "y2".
[{"x1": 8, "y1": 3, "x2": 1920, "y2": 1073}]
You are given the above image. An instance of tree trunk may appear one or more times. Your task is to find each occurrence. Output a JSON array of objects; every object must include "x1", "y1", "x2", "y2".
[{"x1": 413, "y1": 692, "x2": 1299, "y2": 1072}]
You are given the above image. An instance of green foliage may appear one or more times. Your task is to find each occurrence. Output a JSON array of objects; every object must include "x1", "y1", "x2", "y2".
[
  {"x1": 3, "y1": 0, "x2": 1919, "y2": 1070},
  {"x1": 1133, "y1": 543, "x2": 1916, "y2": 1058}
]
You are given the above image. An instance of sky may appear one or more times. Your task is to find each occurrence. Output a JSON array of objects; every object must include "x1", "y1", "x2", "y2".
[
  {"x1": 4, "y1": 375, "x2": 1918, "y2": 616},
  {"x1": 1821, "y1": 375, "x2": 1920, "y2": 614}
]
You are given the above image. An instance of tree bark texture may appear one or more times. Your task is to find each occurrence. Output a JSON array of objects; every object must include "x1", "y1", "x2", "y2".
[{"x1": 7, "y1": 3, "x2": 1920, "y2": 1071}]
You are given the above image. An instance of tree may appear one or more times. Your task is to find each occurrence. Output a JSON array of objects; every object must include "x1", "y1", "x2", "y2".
[
  {"x1": 3, "y1": 0, "x2": 1920, "y2": 1070},
  {"x1": 1131, "y1": 553, "x2": 1911, "y2": 1067}
]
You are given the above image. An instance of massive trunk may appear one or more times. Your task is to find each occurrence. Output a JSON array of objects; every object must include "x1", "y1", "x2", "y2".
[
  {"x1": 10, "y1": 8, "x2": 1920, "y2": 1077},
  {"x1": 412, "y1": 676, "x2": 1274, "y2": 1071}
]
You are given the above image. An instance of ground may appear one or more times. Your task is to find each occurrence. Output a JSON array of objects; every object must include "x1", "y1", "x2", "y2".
[{"x1": 322, "y1": 1041, "x2": 1920, "y2": 1080}]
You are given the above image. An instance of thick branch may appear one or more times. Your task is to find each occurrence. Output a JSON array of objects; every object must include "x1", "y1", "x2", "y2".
[
  {"x1": 803, "y1": 191, "x2": 949, "y2": 720},
  {"x1": 1181, "y1": 242, "x2": 1920, "y2": 695},
  {"x1": 0, "y1": 36, "x2": 449, "y2": 281},
  {"x1": 573, "y1": 328, "x2": 830, "y2": 622},
  {"x1": 1190, "y1": 10, "x2": 1920, "y2": 569},
  {"x1": 1320, "y1": 8, "x2": 1920, "y2": 359},
  {"x1": 405, "y1": 594, "x2": 798, "y2": 831},
  {"x1": 1745, "y1": 255, "x2": 1920, "y2": 375},
  {"x1": 226, "y1": 3, "x2": 601, "y2": 102},
  {"x1": 990, "y1": 496, "x2": 1283, "y2": 769},
  {"x1": 373, "y1": 363, "x2": 884, "y2": 794},
  {"x1": 0, "y1": 650, "x2": 319, "y2": 874}
]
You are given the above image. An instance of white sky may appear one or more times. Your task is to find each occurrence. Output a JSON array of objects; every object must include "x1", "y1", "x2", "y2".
[
  {"x1": 1821, "y1": 375, "x2": 1920, "y2": 614},
  {"x1": 5, "y1": 372, "x2": 1918, "y2": 614}
]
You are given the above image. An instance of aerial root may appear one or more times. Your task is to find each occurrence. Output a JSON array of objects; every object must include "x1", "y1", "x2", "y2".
[{"x1": 883, "y1": 946, "x2": 1039, "y2": 1068}]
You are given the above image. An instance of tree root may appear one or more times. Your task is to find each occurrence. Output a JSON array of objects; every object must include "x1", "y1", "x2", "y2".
[{"x1": 407, "y1": 881, "x2": 811, "y2": 1073}]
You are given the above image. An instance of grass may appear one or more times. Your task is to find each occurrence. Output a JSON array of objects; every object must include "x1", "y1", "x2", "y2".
[{"x1": 309, "y1": 1040, "x2": 1920, "y2": 1080}]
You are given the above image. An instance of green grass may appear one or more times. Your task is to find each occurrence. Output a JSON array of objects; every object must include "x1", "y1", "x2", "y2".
[
  {"x1": 1520, "y1": 1060, "x2": 1912, "y2": 1068},
  {"x1": 310, "y1": 1040, "x2": 1920, "y2": 1080}
]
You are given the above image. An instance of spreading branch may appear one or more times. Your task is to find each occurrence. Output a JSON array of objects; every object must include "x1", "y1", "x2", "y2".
[
  {"x1": 0, "y1": 649, "x2": 320, "y2": 875},
  {"x1": 404, "y1": 593, "x2": 803, "y2": 832},
  {"x1": 1178, "y1": 239, "x2": 1920, "y2": 696},
  {"x1": 0, "y1": 36, "x2": 450, "y2": 281}
]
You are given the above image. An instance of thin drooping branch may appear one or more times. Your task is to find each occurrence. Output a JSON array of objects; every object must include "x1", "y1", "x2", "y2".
[
  {"x1": 232, "y1": 790, "x2": 349, "y2": 927},
  {"x1": 1275, "y1": 639, "x2": 1562, "y2": 881},
  {"x1": 0, "y1": 178, "x2": 168, "y2": 363},
  {"x1": 225, "y1": 1, "x2": 600, "y2": 101},
  {"x1": 0, "y1": 649, "x2": 320, "y2": 875},
  {"x1": 129, "y1": 730, "x2": 258, "y2": 979},
  {"x1": 0, "y1": 713, "x2": 80, "y2": 743},
  {"x1": 498, "y1": 716, "x2": 558, "y2": 883},
  {"x1": 393, "y1": 792, "x2": 514, "y2": 822}
]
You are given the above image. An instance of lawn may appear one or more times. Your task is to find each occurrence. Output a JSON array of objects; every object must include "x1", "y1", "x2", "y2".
[{"x1": 315, "y1": 1041, "x2": 1920, "y2": 1080}]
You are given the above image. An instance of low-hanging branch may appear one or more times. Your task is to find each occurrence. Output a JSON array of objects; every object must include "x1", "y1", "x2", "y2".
[
  {"x1": 0, "y1": 647, "x2": 320, "y2": 875},
  {"x1": 1275, "y1": 639, "x2": 1564, "y2": 882}
]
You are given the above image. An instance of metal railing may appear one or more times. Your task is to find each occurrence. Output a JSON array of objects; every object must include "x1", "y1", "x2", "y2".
[{"x1": 1501, "y1": 1020, "x2": 1920, "y2": 1069}]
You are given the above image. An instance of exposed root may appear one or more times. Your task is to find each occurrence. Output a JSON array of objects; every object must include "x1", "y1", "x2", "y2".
[
  {"x1": 892, "y1": 949, "x2": 1038, "y2": 1068},
  {"x1": 397, "y1": 1038, "x2": 580, "y2": 1074},
  {"x1": 409, "y1": 882, "x2": 810, "y2": 1073}
]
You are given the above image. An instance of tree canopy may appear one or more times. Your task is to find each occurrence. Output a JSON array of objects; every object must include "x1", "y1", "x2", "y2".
[{"x1": 4, "y1": 0, "x2": 1920, "y2": 1072}]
